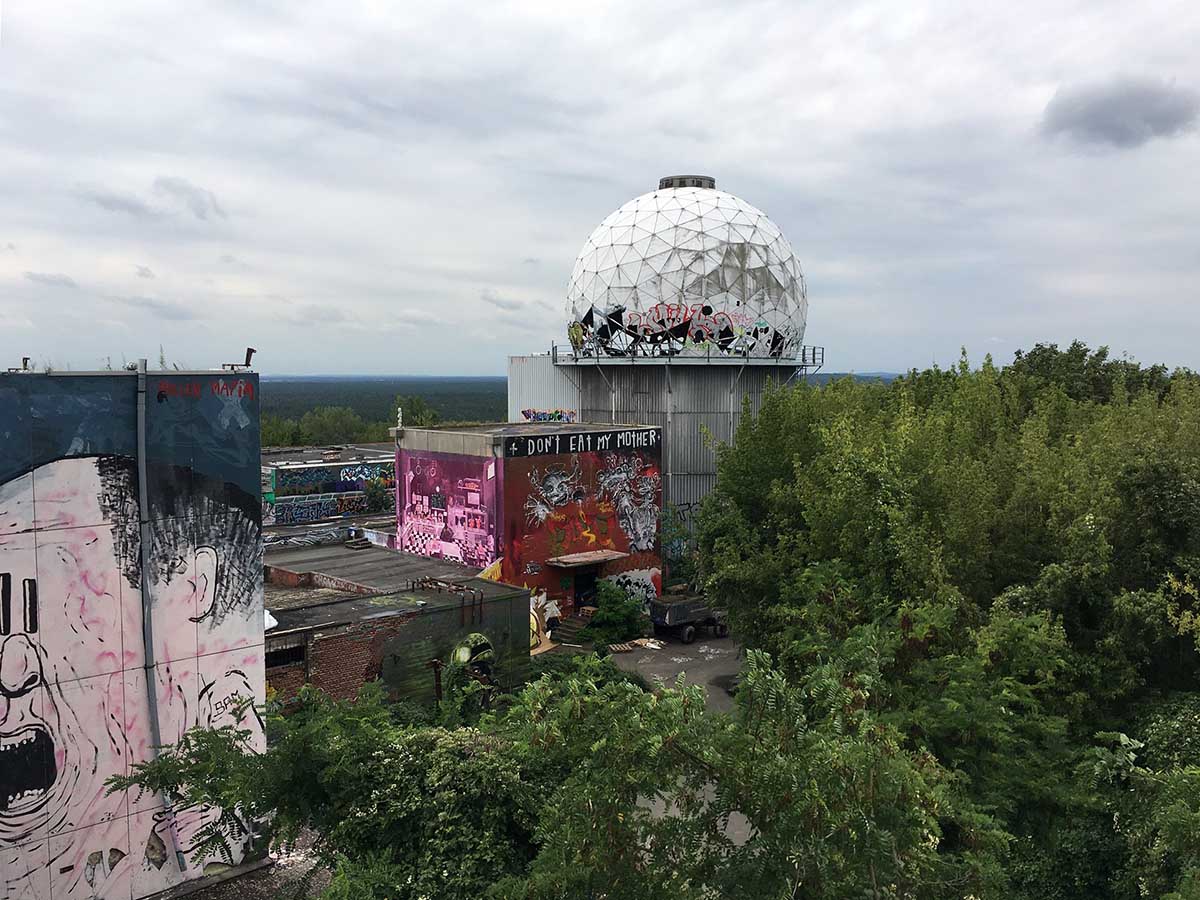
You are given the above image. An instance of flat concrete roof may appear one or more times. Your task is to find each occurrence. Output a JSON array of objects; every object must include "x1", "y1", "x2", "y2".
[
  {"x1": 265, "y1": 542, "x2": 509, "y2": 594},
  {"x1": 261, "y1": 443, "x2": 394, "y2": 466},
  {"x1": 399, "y1": 422, "x2": 655, "y2": 438},
  {"x1": 265, "y1": 542, "x2": 527, "y2": 632}
]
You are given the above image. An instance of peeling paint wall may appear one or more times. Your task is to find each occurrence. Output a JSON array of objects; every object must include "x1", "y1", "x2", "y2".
[{"x1": 0, "y1": 373, "x2": 264, "y2": 900}]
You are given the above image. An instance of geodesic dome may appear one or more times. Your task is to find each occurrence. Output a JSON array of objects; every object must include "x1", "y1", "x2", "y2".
[{"x1": 566, "y1": 176, "x2": 807, "y2": 360}]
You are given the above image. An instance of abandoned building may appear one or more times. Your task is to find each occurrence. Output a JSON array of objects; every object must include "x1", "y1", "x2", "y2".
[
  {"x1": 390, "y1": 422, "x2": 664, "y2": 638},
  {"x1": 264, "y1": 540, "x2": 530, "y2": 704}
]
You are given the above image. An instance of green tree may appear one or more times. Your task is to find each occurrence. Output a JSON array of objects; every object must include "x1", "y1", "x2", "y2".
[
  {"x1": 578, "y1": 580, "x2": 646, "y2": 648},
  {"x1": 114, "y1": 654, "x2": 1010, "y2": 900},
  {"x1": 297, "y1": 406, "x2": 368, "y2": 444},
  {"x1": 394, "y1": 393, "x2": 440, "y2": 427},
  {"x1": 362, "y1": 478, "x2": 392, "y2": 513},
  {"x1": 261, "y1": 413, "x2": 301, "y2": 447},
  {"x1": 696, "y1": 344, "x2": 1200, "y2": 897}
]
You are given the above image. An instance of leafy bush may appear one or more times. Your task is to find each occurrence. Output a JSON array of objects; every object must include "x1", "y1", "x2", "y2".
[
  {"x1": 579, "y1": 579, "x2": 647, "y2": 648},
  {"x1": 530, "y1": 650, "x2": 650, "y2": 692}
]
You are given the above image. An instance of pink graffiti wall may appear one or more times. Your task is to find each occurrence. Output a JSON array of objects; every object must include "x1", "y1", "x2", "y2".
[
  {"x1": 0, "y1": 375, "x2": 264, "y2": 900},
  {"x1": 396, "y1": 451, "x2": 498, "y2": 568}
]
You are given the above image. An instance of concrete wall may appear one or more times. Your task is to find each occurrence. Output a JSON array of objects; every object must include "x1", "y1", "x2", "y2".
[{"x1": 0, "y1": 372, "x2": 264, "y2": 900}]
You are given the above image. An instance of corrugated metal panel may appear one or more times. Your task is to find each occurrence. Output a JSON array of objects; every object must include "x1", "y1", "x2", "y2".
[
  {"x1": 507, "y1": 355, "x2": 581, "y2": 422},
  {"x1": 522, "y1": 361, "x2": 796, "y2": 514}
]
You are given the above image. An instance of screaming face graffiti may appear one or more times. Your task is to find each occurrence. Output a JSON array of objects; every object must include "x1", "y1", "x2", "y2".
[{"x1": 0, "y1": 454, "x2": 264, "y2": 900}]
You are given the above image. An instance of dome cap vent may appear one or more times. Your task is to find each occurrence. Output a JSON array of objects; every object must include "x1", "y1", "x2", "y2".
[{"x1": 658, "y1": 175, "x2": 716, "y2": 190}]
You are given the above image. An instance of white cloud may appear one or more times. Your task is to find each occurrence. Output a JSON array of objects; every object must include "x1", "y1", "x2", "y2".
[{"x1": 1, "y1": 1, "x2": 1198, "y2": 374}]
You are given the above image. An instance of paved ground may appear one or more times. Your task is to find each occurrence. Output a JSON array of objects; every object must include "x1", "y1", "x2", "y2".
[
  {"x1": 609, "y1": 634, "x2": 742, "y2": 713},
  {"x1": 186, "y1": 837, "x2": 328, "y2": 900}
]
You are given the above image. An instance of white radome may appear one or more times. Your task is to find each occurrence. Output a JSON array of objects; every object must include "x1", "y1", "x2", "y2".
[{"x1": 566, "y1": 177, "x2": 807, "y2": 359}]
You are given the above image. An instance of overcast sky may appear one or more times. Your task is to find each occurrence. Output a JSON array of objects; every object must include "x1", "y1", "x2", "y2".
[{"x1": 1, "y1": 0, "x2": 1198, "y2": 375}]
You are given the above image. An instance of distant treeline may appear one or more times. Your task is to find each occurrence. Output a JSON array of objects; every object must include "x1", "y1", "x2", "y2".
[
  {"x1": 261, "y1": 376, "x2": 506, "y2": 422},
  {"x1": 256, "y1": 372, "x2": 902, "y2": 447}
]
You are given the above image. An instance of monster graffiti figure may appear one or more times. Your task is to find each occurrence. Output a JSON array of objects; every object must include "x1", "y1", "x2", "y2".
[
  {"x1": 0, "y1": 455, "x2": 263, "y2": 900},
  {"x1": 524, "y1": 458, "x2": 582, "y2": 527},
  {"x1": 596, "y1": 455, "x2": 661, "y2": 552}
]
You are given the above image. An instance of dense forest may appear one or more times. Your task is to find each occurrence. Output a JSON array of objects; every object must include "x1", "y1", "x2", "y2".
[
  {"x1": 122, "y1": 343, "x2": 1199, "y2": 899},
  {"x1": 259, "y1": 376, "x2": 507, "y2": 445}
]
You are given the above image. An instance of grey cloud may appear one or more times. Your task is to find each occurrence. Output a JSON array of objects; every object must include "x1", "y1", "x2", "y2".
[
  {"x1": 135, "y1": 265, "x2": 155, "y2": 279},
  {"x1": 24, "y1": 271, "x2": 77, "y2": 288},
  {"x1": 522, "y1": 257, "x2": 539, "y2": 265},
  {"x1": 77, "y1": 187, "x2": 158, "y2": 218},
  {"x1": 227, "y1": 67, "x2": 591, "y2": 142},
  {"x1": 282, "y1": 302, "x2": 345, "y2": 325},
  {"x1": 481, "y1": 288, "x2": 523, "y2": 311},
  {"x1": 3, "y1": 243, "x2": 15, "y2": 252},
  {"x1": 153, "y1": 176, "x2": 227, "y2": 220},
  {"x1": 395, "y1": 308, "x2": 442, "y2": 325},
  {"x1": 111, "y1": 295, "x2": 195, "y2": 320},
  {"x1": 1042, "y1": 77, "x2": 1200, "y2": 148}
]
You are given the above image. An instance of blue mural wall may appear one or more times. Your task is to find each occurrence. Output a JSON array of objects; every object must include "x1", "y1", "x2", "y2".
[{"x1": 0, "y1": 372, "x2": 264, "y2": 900}]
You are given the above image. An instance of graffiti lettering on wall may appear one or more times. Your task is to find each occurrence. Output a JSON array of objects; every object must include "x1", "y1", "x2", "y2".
[
  {"x1": 504, "y1": 427, "x2": 658, "y2": 459},
  {"x1": 271, "y1": 461, "x2": 394, "y2": 511},
  {"x1": 270, "y1": 492, "x2": 367, "y2": 525},
  {"x1": 520, "y1": 408, "x2": 576, "y2": 423},
  {"x1": 398, "y1": 452, "x2": 497, "y2": 568},
  {"x1": 0, "y1": 373, "x2": 265, "y2": 900}
]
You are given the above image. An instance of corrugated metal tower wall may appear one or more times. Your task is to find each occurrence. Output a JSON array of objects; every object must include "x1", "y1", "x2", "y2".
[{"x1": 572, "y1": 363, "x2": 797, "y2": 517}]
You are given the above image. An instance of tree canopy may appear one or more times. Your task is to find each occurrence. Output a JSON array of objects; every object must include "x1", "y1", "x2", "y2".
[{"x1": 119, "y1": 342, "x2": 1200, "y2": 899}]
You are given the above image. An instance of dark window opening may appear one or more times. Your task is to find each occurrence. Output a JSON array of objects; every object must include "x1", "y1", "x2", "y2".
[
  {"x1": 23, "y1": 579, "x2": 37, "y2": 633},
  {"x1": 266, "y1": 644, "x2": 306, "y2": 668},
  {"x1": 0, "y1": 573, "x2": 10, "y2": 635}
]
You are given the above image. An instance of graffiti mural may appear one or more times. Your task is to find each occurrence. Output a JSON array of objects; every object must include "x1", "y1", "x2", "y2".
[
  {"x1": 596, "y1": 455, "x2": 661, "y2": 552},
  {"x1": 606, "y1": 568, "x2": 661, "y2": 605},
  {"x1": 524, "y1": 458, "x2": 583, "y2": 527},
  {"x1": 397, "y1": 452, "x2": 498, "y2": 568},
  {"x1": 520, "y1": 408, "x2": 576, "y2": 423},
  {"x1": 0, "y1": 373, "x2": 264, "y2": 900},
  {"x1": 500, "y1": 429, "x2": 663, "y2": 615},
  {"x1": 270, "y1": 461, "x2": 393, "y2": 511}
]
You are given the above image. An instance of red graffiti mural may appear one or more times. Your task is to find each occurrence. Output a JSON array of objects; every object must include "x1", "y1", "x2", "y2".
[{"x1": 500, "y1": 447, "x2": 662, "y2": 613}]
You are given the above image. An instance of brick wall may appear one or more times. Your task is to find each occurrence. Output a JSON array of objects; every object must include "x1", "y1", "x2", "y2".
[
  {"x1": 266, "y1": 662, "x2": 307, "y2": 702},
  {"x1": 267, "y1": 612, "x2": 423, "y2": 704}
]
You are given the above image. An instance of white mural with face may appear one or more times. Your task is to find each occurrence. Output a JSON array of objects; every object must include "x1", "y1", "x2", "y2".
[{"x1": 0, "y1": 457, "x2": 264, "y2": 900}]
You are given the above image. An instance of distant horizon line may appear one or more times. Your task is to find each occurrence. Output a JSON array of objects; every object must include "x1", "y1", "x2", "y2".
[{"x1": 258, "y1": 370, "x2": 902, "y2": 379}]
